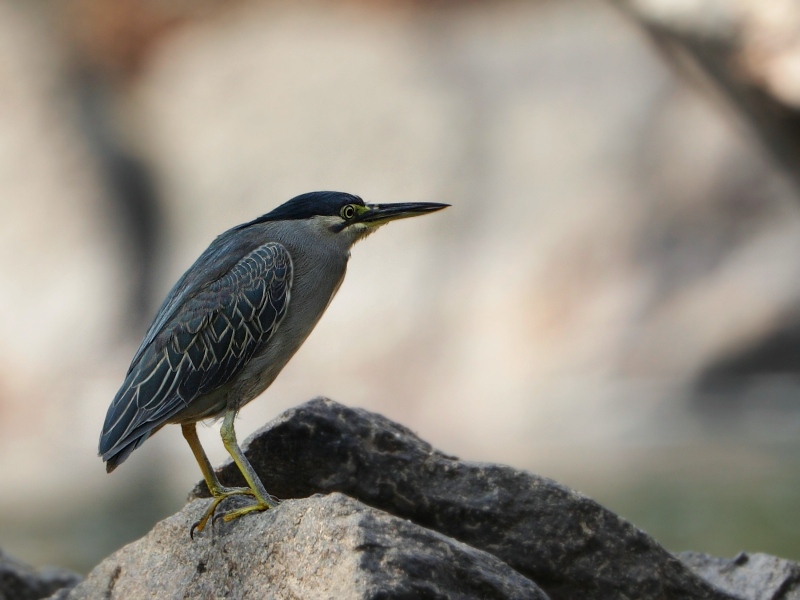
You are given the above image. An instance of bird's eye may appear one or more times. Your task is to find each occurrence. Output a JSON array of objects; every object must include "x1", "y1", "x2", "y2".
[{"x1": 341, "y1": 204, "x2": 357, "y2": 220}]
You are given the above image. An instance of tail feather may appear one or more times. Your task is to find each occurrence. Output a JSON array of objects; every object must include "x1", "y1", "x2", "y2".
[
  {"x1": 100, "y1": 344, "x2": 178, "y2": 471},
  {"x1": 103, "y1": 432, "x2": 151, "y2": 472}
]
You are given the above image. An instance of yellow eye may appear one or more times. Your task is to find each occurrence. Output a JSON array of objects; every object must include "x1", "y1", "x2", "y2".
[{"x1": 341, "y1": 204, "x2": 357, "y2": 220}]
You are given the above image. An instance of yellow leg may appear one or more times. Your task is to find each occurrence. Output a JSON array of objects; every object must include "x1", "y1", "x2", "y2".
[
  {"x1": 181, "y1": 423, "x2": 254, "y2": 537},
  {"x1": 217, "y1": 408, "x2": 279, "y2": 523}
]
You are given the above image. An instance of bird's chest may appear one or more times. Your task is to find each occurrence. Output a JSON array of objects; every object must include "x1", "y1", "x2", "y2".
[{"x1": 229, "y1": 249, "x2": 348, "y2": 407}]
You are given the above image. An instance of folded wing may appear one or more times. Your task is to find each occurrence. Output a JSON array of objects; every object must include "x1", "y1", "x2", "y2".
[{"x1": 99, "y1": 242, "x2": 292, "y2": 471}]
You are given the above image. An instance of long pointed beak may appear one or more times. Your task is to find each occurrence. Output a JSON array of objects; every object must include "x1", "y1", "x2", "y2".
[{"x1": 358, "y1": 202, "x2": 450, "y2": 226}]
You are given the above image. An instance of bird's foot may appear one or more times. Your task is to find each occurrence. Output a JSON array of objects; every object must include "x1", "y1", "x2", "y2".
[
  {"x1": 213, "y1": 494, "x2": 280, "y2": 525},
  {"x1": 191, "y1": 487, "x2": 255, "y2": 538}
]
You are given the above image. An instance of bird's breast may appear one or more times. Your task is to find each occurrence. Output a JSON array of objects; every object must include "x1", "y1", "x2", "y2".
[{"x1": 227, "y1": 243, "x2": 349, "y2": 409}]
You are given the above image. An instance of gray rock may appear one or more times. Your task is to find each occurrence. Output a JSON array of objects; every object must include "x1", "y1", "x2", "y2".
[
  {"x1": 191, "y1": 397, "x2": 738, "y2": 600},
  {"x1": 0, "y1": 548, "x2": 80, "y2": 600},
  {"x1": 66, "y1": 492, "x2": 547, "y2": 600},
  {"x1": 680, "y1": 551, "x2": 800, "y2": 600}
]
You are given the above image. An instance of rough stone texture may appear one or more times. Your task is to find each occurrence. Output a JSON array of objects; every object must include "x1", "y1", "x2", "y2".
[
  {"x1": 192, "y1": 398, "x2": 737, "y2": 600},
  {"x1": 0, "y1": 549, "x2": 80, "y2": 600},
  {"x1": 680, "y1": 551, "x2": 800, "y2": 600},
  {"x1": 65, "y1": 492, "x2": 547, "y2": 600},
  {"x1": 29, "y1": 399, "x2": 800, "y2": 599}
]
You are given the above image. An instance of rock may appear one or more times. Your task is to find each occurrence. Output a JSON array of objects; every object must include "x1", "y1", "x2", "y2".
[
  {"x1": 65, "y1": 492, "x2": 548, "y2": 600},
  {"x1": 0, "y1": 548, "x2": 80, "y2": 600},
  {"x1": 679, "y1": 551, "x2": 800, "y2": 600},
  {"x1": 191, "y1": 398, "x2": 738, "y2": 600}
]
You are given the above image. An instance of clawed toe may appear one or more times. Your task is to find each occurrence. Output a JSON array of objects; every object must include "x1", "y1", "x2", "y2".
[
  {"x1": 207, "y1": 494, "x2": 279, "y2": 531},
  {"x1": 189, "y1": 487, "x2": 256, "y2": 537},
  {"x1": 220, "y1": 499, "x2": 276, "y2": 523}
]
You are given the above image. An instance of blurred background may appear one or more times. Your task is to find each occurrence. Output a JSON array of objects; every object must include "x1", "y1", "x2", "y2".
[{"x1": 3, "y1": 0, "x2": 800, "y2": 574}]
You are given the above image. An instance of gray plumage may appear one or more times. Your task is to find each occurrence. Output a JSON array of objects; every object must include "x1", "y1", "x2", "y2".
[{"x1": 99, "y1": 191, "x2": 448, "y2": 479}]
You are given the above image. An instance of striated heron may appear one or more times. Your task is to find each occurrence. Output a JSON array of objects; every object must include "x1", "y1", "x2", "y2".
[{"x1": 99, "y1": 191, "x2": 448, "y2": 534}]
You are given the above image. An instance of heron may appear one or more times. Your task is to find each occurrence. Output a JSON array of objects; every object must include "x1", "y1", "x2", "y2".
[{"x1": 99, "y1": 191, "x2": 448, "y2": 534}]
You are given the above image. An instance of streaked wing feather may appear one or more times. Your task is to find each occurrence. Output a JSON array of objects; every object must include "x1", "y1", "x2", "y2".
[{"x1": 100, "y1": 242, "x2": 292, "y2": 463}]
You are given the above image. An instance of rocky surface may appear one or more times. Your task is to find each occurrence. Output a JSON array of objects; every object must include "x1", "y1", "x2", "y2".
[
  {"x1": 0, "y1": 549, "x2": 80, "y2": 600},
  {"x1": 18, "y1": 397, "x2": 800, "y2": 599},
  {"x1": 191, "y1": 398, "x2": 737, "y2": 600},
  {"x1": 680, "y1": 551, "x2": 800, "y2": 600},
  {"x1": 65, "y1": 492, "x2": 547, "y2": 600}
]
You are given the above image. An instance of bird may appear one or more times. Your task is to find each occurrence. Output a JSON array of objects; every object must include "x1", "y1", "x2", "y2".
[{"x1": 99, "y1": 191, "x2": 449, "y2": 534}]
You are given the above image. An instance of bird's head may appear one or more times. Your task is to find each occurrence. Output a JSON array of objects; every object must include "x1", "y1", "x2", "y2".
[{"x1": 246, "y1": 191, "x2": 449, "y2": 247}]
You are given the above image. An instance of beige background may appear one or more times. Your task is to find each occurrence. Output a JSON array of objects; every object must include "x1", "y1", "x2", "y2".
[{"x1": 1, "y1": 0, "x2": 799, "y2": 571}]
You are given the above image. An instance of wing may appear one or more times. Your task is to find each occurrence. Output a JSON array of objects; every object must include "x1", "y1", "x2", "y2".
[
  {"x1": 99, "y1": 242, "x2": 292, "y2": 471},
  {"x1": 127, "y1": 226, "x2": 266, "y2": 376}
]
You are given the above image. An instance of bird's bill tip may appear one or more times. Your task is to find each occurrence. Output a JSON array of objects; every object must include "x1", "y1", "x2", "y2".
[{"x1": 360, "y1": 202, "x2": 450, "y2": 224}]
